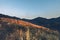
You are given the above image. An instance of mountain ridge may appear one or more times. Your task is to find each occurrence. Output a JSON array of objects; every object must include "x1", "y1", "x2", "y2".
[
  {"x1": 22, "y1": 16, "x2": 60, "y2": 32},
  {"x1": 0, "y1": 14, "x2": 59, "y2": 40},
  {"x1": 0, "y1": 14, "x2": 60, "y2": 32}
]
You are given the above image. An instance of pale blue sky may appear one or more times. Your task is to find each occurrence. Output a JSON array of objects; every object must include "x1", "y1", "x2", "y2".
[{"x1": 0, "y1": 0, "x2": 60, "y2": 19}]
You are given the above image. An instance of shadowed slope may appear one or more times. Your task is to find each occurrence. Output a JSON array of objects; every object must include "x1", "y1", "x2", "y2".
[
  {"x1": 0, "y1": 14, "x2": 59, "y2": 32},
  {"x1": 0, "y1": 14, "x2": 59, "y2": 40}
]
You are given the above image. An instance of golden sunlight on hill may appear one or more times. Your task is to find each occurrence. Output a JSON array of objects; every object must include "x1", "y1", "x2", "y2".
[
  {"x1": 0, "y1": 17, "x2": 59, "y2": 40},
  {"x1": 0, "y1": 18, "x2": 50, "y2": 32},
  {"x1": 0, "y1": 18, "x2": 59, "y2": 35}
]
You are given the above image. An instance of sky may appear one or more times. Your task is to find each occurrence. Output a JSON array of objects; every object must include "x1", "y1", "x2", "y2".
[{"x1": 0, "y1": 0, "x2": 60, "y2": 19}]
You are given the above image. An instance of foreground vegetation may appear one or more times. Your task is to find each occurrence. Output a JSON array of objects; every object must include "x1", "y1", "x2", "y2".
[{"x1": 0, "y1": 21, "x2": 59, "y2": 40}]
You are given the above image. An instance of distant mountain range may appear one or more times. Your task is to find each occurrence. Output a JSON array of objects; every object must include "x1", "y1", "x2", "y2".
[
  {"x1": 22, "y1": 17, "x2": 60, "y2": 32},
  {"x1": 0, "y1": 14, "x2": 59, "y2": 40},
  {"x1": 0, "y1": 14, "x2": 60, "y2": 40},
  {"x1": 0, "y1": 14, "x2": 60, "y2": 32}
]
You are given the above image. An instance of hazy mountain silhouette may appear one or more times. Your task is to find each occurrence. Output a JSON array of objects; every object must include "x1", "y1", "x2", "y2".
[
  {"x1": 0, "y1": 14, "x2": 59, "y2": 40},
  {"x1": 0, "y1": 14, "x2": 20, "y2": 20},
  {"x1": 0, "y1": 14, "x2": 60, "y2": 31},
  {"x1": 21, "y1": 17, "x2": 60, "y2": 32},
  {"x1": 24, "y1": 17, "x2": 60, "y2": 31}
]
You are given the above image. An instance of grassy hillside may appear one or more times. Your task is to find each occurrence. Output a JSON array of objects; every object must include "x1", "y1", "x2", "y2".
[{"x1": 0, "y1": 21, "x2": 59, "y2": 40}]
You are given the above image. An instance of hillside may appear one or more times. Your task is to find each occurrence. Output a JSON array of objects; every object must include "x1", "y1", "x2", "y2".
[
  {"x1": 22, "y1": 17, "x2": 60, "y2": 32},
  {"x1": 0, "y1": 20, "x2": 59, "y2": 40},
  {"x1": 0, "y1": 14, "x2": 60, "y2": 40}
]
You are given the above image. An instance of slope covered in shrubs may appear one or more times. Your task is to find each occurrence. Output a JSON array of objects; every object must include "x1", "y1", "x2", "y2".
[{"x1": 0, "y1": 21, "x2": 59, "y2": 40}]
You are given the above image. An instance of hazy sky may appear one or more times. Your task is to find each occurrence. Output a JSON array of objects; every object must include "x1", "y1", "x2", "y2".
[{"x1": 0, "y1": 0, "x2": 60, "y2": 19}]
